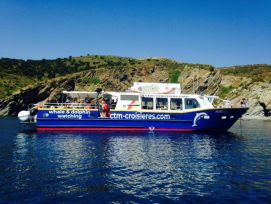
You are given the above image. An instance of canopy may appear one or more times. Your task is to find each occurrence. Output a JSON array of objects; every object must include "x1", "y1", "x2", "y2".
[{"x1": 130, "y1": 82, "x2": 181, "y2": 94}]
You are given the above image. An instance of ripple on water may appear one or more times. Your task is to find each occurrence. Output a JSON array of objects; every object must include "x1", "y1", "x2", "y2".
[{"x1": 0, "y1": 118, "x2": 271, "y2": 203}]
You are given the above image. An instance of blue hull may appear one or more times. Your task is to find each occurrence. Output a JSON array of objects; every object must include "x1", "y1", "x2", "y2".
[{"x1": 36, "y1": 108, "x2": 248, "y2": 132}]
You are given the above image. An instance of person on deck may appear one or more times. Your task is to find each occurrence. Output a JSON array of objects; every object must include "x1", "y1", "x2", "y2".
[
  {"x1": 224, "y1": 99, "x2": 232, "y2": 108},
  {"x1": 244, "y1": 98, "x2": 249, "y2": 108},
  {"x1": 101, "y1": 100, "x2": 110, "y2": 118}
]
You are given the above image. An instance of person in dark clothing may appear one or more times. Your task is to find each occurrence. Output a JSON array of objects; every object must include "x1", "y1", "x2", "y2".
[{"x1": 258, "y1": 101, "x2": 271, "y2": 117}]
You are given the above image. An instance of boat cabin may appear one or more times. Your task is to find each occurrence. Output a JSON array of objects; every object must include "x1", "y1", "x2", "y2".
[
  {"x1": 36, "y1": 82, "x2": 215, "y2": 112},
  {"x1": 106, "y1": 92, "x2": 214, "y2": 112}
]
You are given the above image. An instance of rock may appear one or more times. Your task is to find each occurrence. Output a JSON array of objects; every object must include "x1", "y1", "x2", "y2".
[{"x1": 0, "y1": 74, "x2": 80, "y2": 115}]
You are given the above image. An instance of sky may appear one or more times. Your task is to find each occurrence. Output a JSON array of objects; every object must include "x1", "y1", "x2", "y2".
[{"x1": 0, "y1": 0, "x2": 271, "y2": 67}]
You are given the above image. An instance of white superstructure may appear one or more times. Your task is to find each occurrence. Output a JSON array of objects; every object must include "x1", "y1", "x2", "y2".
[{"x1": 130, "y1": 82, "x2": 181, "y2": 94}]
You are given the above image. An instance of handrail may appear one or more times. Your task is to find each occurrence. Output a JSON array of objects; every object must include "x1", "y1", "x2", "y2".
[{"x1": 27, "y1": 102, "x2": 117, "y2": 110}]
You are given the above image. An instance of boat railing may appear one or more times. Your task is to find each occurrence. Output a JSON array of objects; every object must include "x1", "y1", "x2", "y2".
[
  {"x1": 28, "y1": 102, "x2": 117, "y2": 110},
  {"x1": 28, "y1": 103, "x2": 99, "y2": 110}
]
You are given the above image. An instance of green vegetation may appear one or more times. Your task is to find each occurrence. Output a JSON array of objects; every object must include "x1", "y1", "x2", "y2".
[
  {"x1": 217, "y1": 85, "x2": 233, "y2": 98},
  {"x1": 0, "y1": 57, "x2": 95, "y2": 97},
  {"x1": 168, "y1": 63, "x2": 181, "y2": 83},
  {"x1": 220, "y1": 64, "x2": 271, "y2": 82},
  {"x1": 0, "y1": 56, "x2": 155, "y2": 98},
  {"x1": 0, "y1": 55, "x2": 270, "y2": 100},
  {"x1": 80, "y1": 77, "x2": 101, "y2": 85}
]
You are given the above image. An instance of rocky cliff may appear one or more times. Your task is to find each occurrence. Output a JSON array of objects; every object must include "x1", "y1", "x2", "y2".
[{"x1": 0, "y1": 56, "x2": 270, "y2": 118}]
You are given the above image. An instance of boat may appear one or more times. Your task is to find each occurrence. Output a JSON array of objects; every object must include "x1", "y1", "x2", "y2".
[{"x1": 18, "y1": 82, "x2": 248, "y2": 132}]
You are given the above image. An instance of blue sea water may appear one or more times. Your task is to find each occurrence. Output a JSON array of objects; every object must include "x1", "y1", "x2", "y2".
[{"x1": 0, "y1": 117, "x2": 271, "y2": 203}]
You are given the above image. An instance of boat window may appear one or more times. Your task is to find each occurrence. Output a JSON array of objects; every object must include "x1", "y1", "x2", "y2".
[
  {"x1": 120, "y1": 95, "x2": 139, "y2": 101},
  {"x1": 185, "y1": 98, "x2": 200, "y2": 109},
  {"x1": 156, "y1": 98, "x2": 168, "y2": 110},
  {"x1": 170, "y1": 98, "x2": 183, "y2": 110},
  {"x1": 141, "y1": 97, "x2": 153, "y2": 109}
]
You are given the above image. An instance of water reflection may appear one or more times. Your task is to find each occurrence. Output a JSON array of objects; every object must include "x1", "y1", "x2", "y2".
[
  {"x1": 106, "y1": 134, "x2": 218, "y2": 198},
  {"x1": 13, "y1": 131, "x2": 236, "y2": 199},
  {"x1": 2, "y1": 120, "x2": 271, "y2": 202}
]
